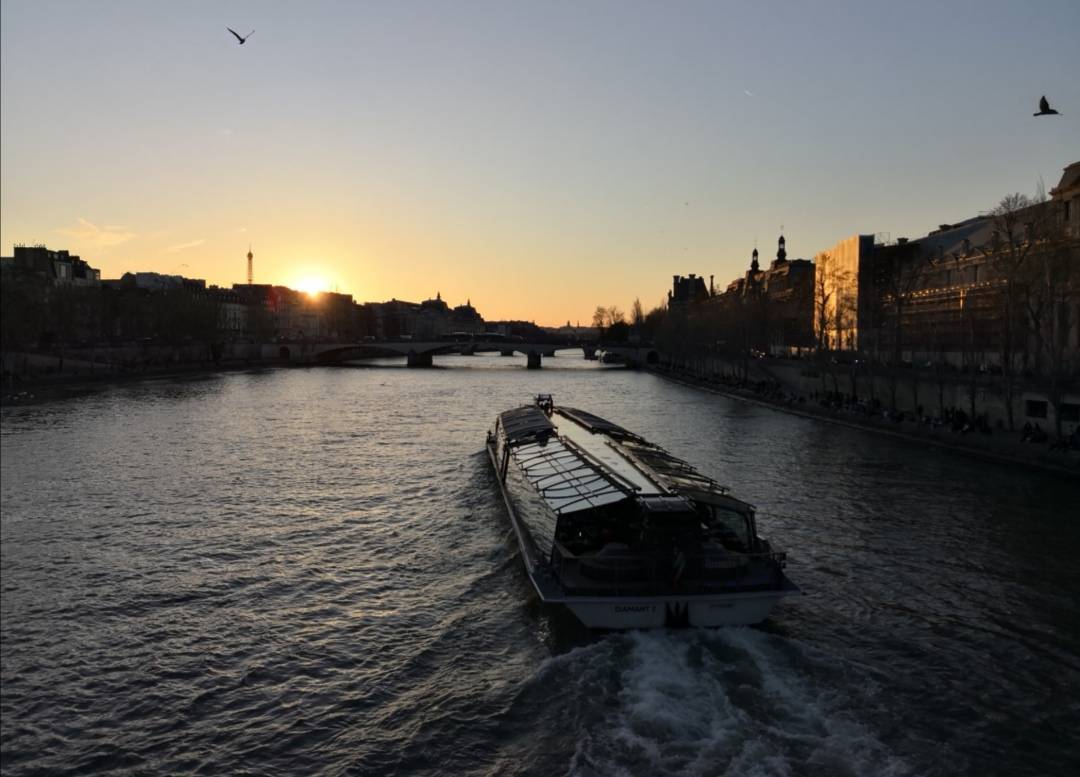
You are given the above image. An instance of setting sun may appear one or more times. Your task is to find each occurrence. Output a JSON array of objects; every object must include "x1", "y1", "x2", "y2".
[{"x1": 294, "y1": 276, "x2": 329, "y2": 295}]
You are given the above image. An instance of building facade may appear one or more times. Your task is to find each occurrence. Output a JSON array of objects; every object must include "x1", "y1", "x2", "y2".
[
  {"x1": 718, "y1": 236, "x2": 816, "y2": 351},
  {"x1": 1, "y1": 245, "x2": 101, "y2": 286},
  {"x1": 813, "y1": 234, "x2": 875, "y2": 351},
  {"x1": 669, "y1": 274, "x2": 710, "y2": 307},
  {"x1": 812, "y1": 162, "x2": 1080, "y2": 364}
]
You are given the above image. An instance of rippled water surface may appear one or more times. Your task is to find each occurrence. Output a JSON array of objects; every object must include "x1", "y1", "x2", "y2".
[{"x1": 3, "y1": 355, "x2": 1079, "y2": 776}]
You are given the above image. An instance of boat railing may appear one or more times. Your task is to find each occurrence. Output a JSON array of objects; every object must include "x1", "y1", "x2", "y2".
[{"x1": 550, "y1": 543, "x2": 788, "y2": 596}]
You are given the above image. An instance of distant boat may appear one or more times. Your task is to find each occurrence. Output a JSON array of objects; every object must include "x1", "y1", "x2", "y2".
[{"x1": 486, "y1": 395, "x2": 799, "y2": 629}]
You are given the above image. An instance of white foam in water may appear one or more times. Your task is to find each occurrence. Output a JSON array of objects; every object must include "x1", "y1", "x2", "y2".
[{"x1": 564, "y1": 629, "x2": 911, "y2": 777}]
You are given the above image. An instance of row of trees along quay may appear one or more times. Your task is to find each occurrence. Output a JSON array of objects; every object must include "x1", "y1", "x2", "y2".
[{"x1": 596, "y1": 186, "x2": 1080, "y2": 439}]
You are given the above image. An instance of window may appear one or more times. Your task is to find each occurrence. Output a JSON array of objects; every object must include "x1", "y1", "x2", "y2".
[
  {"x1": 1025, "y1": 400, "x2": 1048, "y2": 419},
  {"x1": 709, "y1": 507, "x2": 751, "y2": 552},
  {"x1": 1060, "y1": 403, "x2": 1080, "y2": 423}
]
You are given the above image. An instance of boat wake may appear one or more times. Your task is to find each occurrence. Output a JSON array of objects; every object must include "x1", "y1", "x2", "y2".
[{"x1": 551, "y1": 628, "x2": 911, "y2": 777}]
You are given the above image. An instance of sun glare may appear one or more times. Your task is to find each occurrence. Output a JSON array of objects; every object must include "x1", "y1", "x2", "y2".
[{"x1": 295, "y1": 276, "x2": 328, "y2": 296}]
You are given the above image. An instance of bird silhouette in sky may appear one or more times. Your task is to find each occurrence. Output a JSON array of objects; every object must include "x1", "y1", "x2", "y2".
[
  {"x1": 227, "y1": 27, "x2": 255, "y2": 45},
  {"x1": 1033, "y1": 95, "x2": 1060, "y2": 116}
]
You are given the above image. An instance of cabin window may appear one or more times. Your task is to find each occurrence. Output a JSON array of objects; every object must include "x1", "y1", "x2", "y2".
[{"x1": 709, "y1": 507, "x2": 751, "y2": 552}]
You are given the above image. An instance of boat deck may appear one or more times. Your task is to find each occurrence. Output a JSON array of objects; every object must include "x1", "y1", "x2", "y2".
[{"x1": 553, "y1": 409, "x2": 667, "y2": 497}]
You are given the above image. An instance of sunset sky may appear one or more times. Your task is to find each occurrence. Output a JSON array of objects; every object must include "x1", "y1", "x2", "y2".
[{"x1": 2, "y1": 0, "x2": 1077, "y2": 325}]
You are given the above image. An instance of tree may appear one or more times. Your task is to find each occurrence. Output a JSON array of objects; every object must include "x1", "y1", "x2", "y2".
[
  {"x1": 813, "y1": 253, "x2": 834, "y2": 395},
  {"x1": 1031, "y1": 221, "x2": 1078, "y2": 437},
  {"x1": 631, "y1": 297, "x2": 645, "y2": 341},
  {"x1": 813, "y1": 254, "x2": 854, "y2": 396},
  {"x1": 982, "y1": 193, "x2": 1047, "y2": 431},
  {"x1": 605, "y1": 320, "x2": 631, "y2": 342},
  {"x1": 592, "y1": 305, "x2": 627, "y2": 338},
  {"x1": 878, "y1": 241, "x2": 931, "y2": 411},
  {"x1": 641, "y1": 299, "x2": 667, "y2": 342},
  {"x1": 958, "y1": 288, "x2": 987, "y2": 421},
  {"x1": 592, "y1": 306, "x2": 607, "y2": 333},
  {"x1": 926, "y1": 318, "x2": 950, "y2": 418}
]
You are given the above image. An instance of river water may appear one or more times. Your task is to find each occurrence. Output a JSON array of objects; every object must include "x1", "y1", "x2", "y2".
[{"x1": 2, "y1": 353, "x2": 1078, "y2": 777}]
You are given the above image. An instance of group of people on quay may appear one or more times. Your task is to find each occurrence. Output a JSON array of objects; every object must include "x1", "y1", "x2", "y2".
[{"x1": 1017, "y1": 421, "x2": 1079, "y2": 451}]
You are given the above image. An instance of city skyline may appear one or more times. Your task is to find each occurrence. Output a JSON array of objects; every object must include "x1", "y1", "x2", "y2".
[{"x1": 2, "y1": 1, "x2": 1078, "y2": 325}]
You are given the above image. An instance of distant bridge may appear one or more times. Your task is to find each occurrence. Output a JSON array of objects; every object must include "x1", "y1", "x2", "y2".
[
  {"x1": 268, "y1": 340, "x2": 659, "y2": 369},
  {"x1": 272, "y1": 339, "x2": 577, "y2": 369}
]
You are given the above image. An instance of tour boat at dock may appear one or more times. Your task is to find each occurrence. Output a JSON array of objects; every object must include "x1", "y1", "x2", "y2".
[{"x1": 486, "y1": 395, "x2": 799, "y2": 629}]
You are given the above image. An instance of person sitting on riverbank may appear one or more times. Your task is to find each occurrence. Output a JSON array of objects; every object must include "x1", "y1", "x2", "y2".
[
  {"x1": 1022, "y1": 423, "x2": 1047, "y2": 444},
  {"x1": 948, "y1": 408, "x2": 971, "y2": 434}
]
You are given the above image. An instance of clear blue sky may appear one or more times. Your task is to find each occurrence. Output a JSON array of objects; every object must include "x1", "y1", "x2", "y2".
[{"x1": 2, "y1": 0, "x2": 1077, "y2": 323}]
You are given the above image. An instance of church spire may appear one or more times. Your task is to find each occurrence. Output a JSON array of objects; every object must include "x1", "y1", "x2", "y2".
[
  {"x1": 776, "y1": 233, "x2": 787, "y2": 263},
  {"x1": 750, "y1": 247, "x2": 759, "y2": 272}
]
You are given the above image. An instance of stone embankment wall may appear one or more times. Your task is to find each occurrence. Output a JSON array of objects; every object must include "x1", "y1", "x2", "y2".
[
  {"x1": 0, "y1": 341, "x2": 340, "y2": 377},
  {"x1": 651, "y1": 354, "x2": 1080, "y2": 475},
  {"x1": 656, "y1": 353, "x2": 1079, "y2": 437},
  {"x1": 0, "y1": 343, "x2": 299, "y2": 385}
]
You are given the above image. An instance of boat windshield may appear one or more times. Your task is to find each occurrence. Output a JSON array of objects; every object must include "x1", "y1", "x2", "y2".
[{"x1": 708, "y1": 505, "x2": 752, "y2": 552}]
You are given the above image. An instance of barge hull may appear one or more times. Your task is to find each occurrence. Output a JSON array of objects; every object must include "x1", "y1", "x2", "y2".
[
  {"x1": 487, "y1": 439, "x2": 796, "y2": 629},
  {"x1": 566, "y1": 589, "x2": 793, "y2": 629}
]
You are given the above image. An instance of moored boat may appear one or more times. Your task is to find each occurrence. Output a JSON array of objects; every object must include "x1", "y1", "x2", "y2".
[{"x1": 486, "y1": 395, "x2": 799, "y2": 629}]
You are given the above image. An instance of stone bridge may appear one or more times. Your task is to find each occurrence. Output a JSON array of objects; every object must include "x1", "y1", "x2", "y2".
[{"x1": 272, "y1": 340, "x2": 581, "y2": 369}]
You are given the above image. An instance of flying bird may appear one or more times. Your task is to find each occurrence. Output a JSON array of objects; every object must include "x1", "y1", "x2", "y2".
[
  {"x1": 227, "y1": 27, "x2": 255, "y2": 45},
  {"x1": 1034, "y1": 95, "x2": 1060, "y2": 116}
]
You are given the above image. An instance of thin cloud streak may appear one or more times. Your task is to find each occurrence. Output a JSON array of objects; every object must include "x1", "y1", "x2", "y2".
[
  {"x1": 164, "y1": 238, "x2": 206, "y2": 253},
  {"x1": 56, "y1": 218, "x2": 136, "y2": 248}
]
